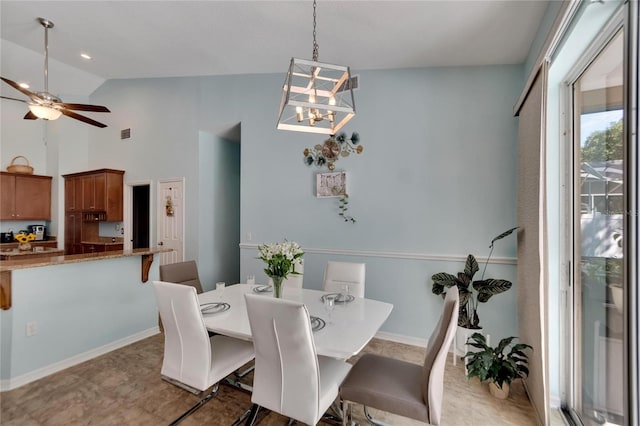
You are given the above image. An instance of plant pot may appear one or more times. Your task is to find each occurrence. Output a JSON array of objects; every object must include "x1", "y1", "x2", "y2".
[{"x1": 489, "y1": 381, "x2": 510, "y2": 399}]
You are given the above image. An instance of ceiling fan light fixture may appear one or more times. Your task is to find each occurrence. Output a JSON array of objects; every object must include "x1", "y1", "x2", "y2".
[{"x1": 28, "y1": 104, "x2": 62, "y2": 120}]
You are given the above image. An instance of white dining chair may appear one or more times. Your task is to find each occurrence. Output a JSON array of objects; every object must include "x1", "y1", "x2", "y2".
[
  {"x1": 339, "y1": 286, "x2": 459, "y2": 426},
  {"x1": 242, "y1": 293, "x2": 352, "y2": 425},
  {"x1": 323, "y1": 261, "x2": 366, "y2": 297},
  {"x1": 152, "y1": 280, "x2": 255, "y2": 425}
]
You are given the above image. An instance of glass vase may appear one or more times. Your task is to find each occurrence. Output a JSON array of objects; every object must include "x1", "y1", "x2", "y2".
[{"x1": 272, "y1": 276, "x2": 284, "y2": 298}]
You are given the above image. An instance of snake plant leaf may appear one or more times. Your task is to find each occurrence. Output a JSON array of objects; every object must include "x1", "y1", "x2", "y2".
[
  {"x1": 474, "y1": 279, "x2": 513, "y2": 303},
  {"x1": 464, "y1": 254, "x2": 479, "y2": 278},
  {"x1": 490, "y1": 227, "x2": 518, "y2": 248}
]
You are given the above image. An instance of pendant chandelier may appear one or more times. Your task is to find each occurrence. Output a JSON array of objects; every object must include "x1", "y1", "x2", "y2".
[{"x1": 276, "y1": 0, "x2": 356, "y2": 135}]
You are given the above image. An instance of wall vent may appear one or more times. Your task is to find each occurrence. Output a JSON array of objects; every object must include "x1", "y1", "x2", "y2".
[
  {"x1": 336, "y1": 75, "x2": 359, "y2": 92},
  {"x1": 121, "y1": 128, "x2": 131, "y2": 140}
]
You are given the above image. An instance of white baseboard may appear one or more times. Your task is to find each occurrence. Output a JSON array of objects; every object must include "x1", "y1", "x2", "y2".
[{"x1": 0, "y1": 327, "x2": 160, "y2": 392}]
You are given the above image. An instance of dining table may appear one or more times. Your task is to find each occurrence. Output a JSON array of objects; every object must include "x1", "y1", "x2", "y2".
[{"x1": 197, "y1": 283, "x2": 393, "y2": 360}]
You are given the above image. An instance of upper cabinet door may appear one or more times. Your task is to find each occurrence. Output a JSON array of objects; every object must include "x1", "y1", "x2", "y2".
[
  {"x1": 0, "y1": 174, "x2": 16, "y2": 220},
  {"x1": 13, "y1": 175, "x2": 52, "y2": 220},
  {"x1": 64, "y1": 177, "x2": 83, "y2": 211}
]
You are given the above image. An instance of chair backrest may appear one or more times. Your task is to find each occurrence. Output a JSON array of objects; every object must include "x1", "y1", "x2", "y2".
[
  {"x1": 422, "y1": 286, "x2": 459, "y2": 425},
  {"x1": 244, "y1": 293, "x2": 322, "y2": 425},
  {"x1": 152, "y1": 280, "x2": 212, "y2": 391},
  {"x1": 322, "y1": 261, "x2": 366, "y2": 297},
  {"x1": 282, "y1": 259, "x2": 304, "y2": 289},
  {"x1": 159, "y1": 260, "x2": 204, "y2": 294}
]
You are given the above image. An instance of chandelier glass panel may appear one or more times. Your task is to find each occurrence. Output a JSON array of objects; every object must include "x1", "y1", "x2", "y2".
[{"x1": 276, "y1": 0, "x2": 356, "y2": 135}]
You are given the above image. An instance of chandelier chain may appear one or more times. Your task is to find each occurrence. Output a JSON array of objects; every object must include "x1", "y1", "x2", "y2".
[{"x1": 312, "y1": 0, "x2": 319, "y2": 62}]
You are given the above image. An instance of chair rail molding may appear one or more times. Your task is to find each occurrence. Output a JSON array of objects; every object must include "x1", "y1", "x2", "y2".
[{"x1": 239, "y1": 243, "x2": 517, "y2": 265}]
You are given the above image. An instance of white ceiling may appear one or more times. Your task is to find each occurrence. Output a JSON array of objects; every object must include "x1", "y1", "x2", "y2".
[{"x1": 1, "y1": 1, "x2": 549, "y2": 96}]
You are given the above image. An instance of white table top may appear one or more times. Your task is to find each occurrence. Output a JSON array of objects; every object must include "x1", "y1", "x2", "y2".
[{"x1": 198, "y1": 284, "x2": 393, "y2": 360}]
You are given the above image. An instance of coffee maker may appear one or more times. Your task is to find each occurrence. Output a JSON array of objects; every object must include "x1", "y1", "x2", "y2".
[{"x1": 28, "y1": 225, "x2": 47, "y2": 241}]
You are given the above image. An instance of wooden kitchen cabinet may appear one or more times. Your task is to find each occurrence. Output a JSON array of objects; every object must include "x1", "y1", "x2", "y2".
[
  {"x1": 0, "y1": 172, "x2": 52, "y2": 220},
  {"x1": 64, "y1": 213, "x2": 83, "y2": 255},
  {"x1": 62, "y1": 169, "x2": 124, "y2": 220},
  {"x1": 82, "y1": 173, "x2": 106, "y2": 211},
  {"x1": 64, "y1": 177, "x2": 83, "y2": 211}
]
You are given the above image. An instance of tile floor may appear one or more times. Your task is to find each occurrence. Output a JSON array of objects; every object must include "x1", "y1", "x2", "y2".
[{"x1": 1, "y1": 334, "x2": 542, "y2": 425}]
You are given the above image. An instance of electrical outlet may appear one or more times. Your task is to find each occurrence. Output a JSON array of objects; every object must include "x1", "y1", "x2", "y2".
[
  {"x1": 26, "y1": 321, "x2": 37, "y2": 337},
  {"x1": 246, "y1": 232, "x2": 252, "y2": 242}
]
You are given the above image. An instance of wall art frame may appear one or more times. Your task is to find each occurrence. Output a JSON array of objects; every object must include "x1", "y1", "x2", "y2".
[{"x1": 316, "y1": 171, "x2": 347, "y2": 198}]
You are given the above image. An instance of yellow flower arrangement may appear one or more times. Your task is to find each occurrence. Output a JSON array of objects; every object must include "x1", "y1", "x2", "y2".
[{"x1": 14, "y1": 232, "x2": 36, "y2": 243}]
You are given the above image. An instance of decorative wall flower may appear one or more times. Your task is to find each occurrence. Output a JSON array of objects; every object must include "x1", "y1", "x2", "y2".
[{"x1": 303, "y1": 131, "x2": 363, "y2": 170}]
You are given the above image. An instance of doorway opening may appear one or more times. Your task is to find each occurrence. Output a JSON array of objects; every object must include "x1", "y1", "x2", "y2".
[{"x1": 132, "y1": 185, "x2": 150, "y2": 249}]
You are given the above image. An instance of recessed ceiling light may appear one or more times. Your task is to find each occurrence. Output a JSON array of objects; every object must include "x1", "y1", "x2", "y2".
[
  {"x1": 18, "y1": 82, "x2": 30, "y2": 89},
  {"x1": 80, "y1": 53, "x2": 92, "y2": 60}
]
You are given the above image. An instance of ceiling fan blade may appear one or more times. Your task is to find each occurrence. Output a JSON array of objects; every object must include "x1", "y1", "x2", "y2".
[
  {"x1": 61, "y1": 109, "x2": 107, "y2": 128},
  {"x1": 24, "y1": 111, "x2": 38, "y2": 120},
  {"x1": 58, "y1": 103, "x2": 110, "y2": 113},
  {"x1": 1, "y1": 77, "x2": 40, "y2": 102},
  {"x1": 1, "y1": 95, "x2": 28, "y2": 103}
]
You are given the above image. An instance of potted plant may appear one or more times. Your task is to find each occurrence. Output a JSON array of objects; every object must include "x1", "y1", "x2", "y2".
[
  {"x1": 431, "y1": 227, "x2": 517, "y2": 347},
  {"x1": 462, "y1": 332, "x2": 532, "y2": 399}
]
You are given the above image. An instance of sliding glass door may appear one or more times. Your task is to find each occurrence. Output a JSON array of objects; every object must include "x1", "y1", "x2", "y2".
[{"x1": 571, "y1": 29, "x2": 625, "y2": 426}]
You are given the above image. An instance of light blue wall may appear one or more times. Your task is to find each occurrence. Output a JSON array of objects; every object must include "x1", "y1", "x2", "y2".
[
  {"x1": 85, "y1": 65, "x2": 522, "y2": 342},
  {"x1": 91, "y1": 66, "x2": 522, "y2": 342},
  {"x1": 523, "y1": 0, "x2": 566, "y2": 81},
  {"x1": 198, "y1": 132, "x2": 241, "y2": 290},
  {"x1": 0, "y1": 63, "x2": 523, "y2": 383},
  {"x1": 0, "y1": 257, "x2": 159, "y2": 381}
]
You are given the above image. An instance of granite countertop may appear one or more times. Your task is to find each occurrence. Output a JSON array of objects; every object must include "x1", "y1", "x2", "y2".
[
  {"x1": 0, "y1": 238, "x2": 58, "y2": 249},
  {"x1": 1, "y1": 247, "x2": 64, "y2": 257},
  {"x1": 0, "y1": 247, "x2": 172, "y2": 272},
  {"x1": 81, "y1": 237, "x2": 125, "y2": 246}
]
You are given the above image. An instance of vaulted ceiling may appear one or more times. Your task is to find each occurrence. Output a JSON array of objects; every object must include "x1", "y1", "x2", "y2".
[{"x1": 1, "y1": 1, "x2": 549, "y2": 96}]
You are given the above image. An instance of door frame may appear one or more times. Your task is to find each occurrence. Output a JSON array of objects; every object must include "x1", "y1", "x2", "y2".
[
  {"x1": 560, "y1": 10, "x2": 626, "y2": 423},
  {"x1": 124, "y1": 179, "x2": 153, "y2": 252},
  {"x1": 157, "y1": 177, "x2": 185, "y2": 265}
]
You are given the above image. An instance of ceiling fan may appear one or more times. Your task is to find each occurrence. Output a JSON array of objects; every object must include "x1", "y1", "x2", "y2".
[{"x1": 1, "y1": 17, "x2": 110, "y2": 128}]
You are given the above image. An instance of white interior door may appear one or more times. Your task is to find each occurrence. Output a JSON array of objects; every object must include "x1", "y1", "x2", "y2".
[{"x1": 157, "y1": 178, "x2": 185, "y2": 265}]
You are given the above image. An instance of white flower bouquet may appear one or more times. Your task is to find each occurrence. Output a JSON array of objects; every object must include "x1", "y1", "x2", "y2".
[{"x1": 258, "y1": 240, "x2": 304, "y2": 279}]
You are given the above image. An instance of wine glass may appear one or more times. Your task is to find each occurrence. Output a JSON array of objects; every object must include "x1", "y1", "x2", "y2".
[
  {"x1": 216, "y1": 281, "x2": 226, "y2": 300},
  {"x1": 341, "y1": 284, "x2": 350, "y2": 303},
  {"x1": 324, "y1": 295, "x2": 335, "y2": 325}
]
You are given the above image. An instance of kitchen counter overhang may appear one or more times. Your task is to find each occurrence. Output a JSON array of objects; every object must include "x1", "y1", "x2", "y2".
[{"x1": 0, "y1": 247, "x2": 172, "y2": 310}]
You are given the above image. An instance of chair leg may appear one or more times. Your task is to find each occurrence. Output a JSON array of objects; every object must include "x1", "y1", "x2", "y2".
[
  {"x1": 169, "y1": 383, "x2": 219, "y2": 425},
  {"x1": 243, "y1": 403, "x2": 261, "y2": 426},
  {"x1": 363, "y1": 406, "x2": 391, "y2": 426},
  {"x1": 342, "y1": 400, "x2": 352, "y2": 426},
  {"x1": 234, "y1": 362, "x2": 255, "y2": 379}
]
